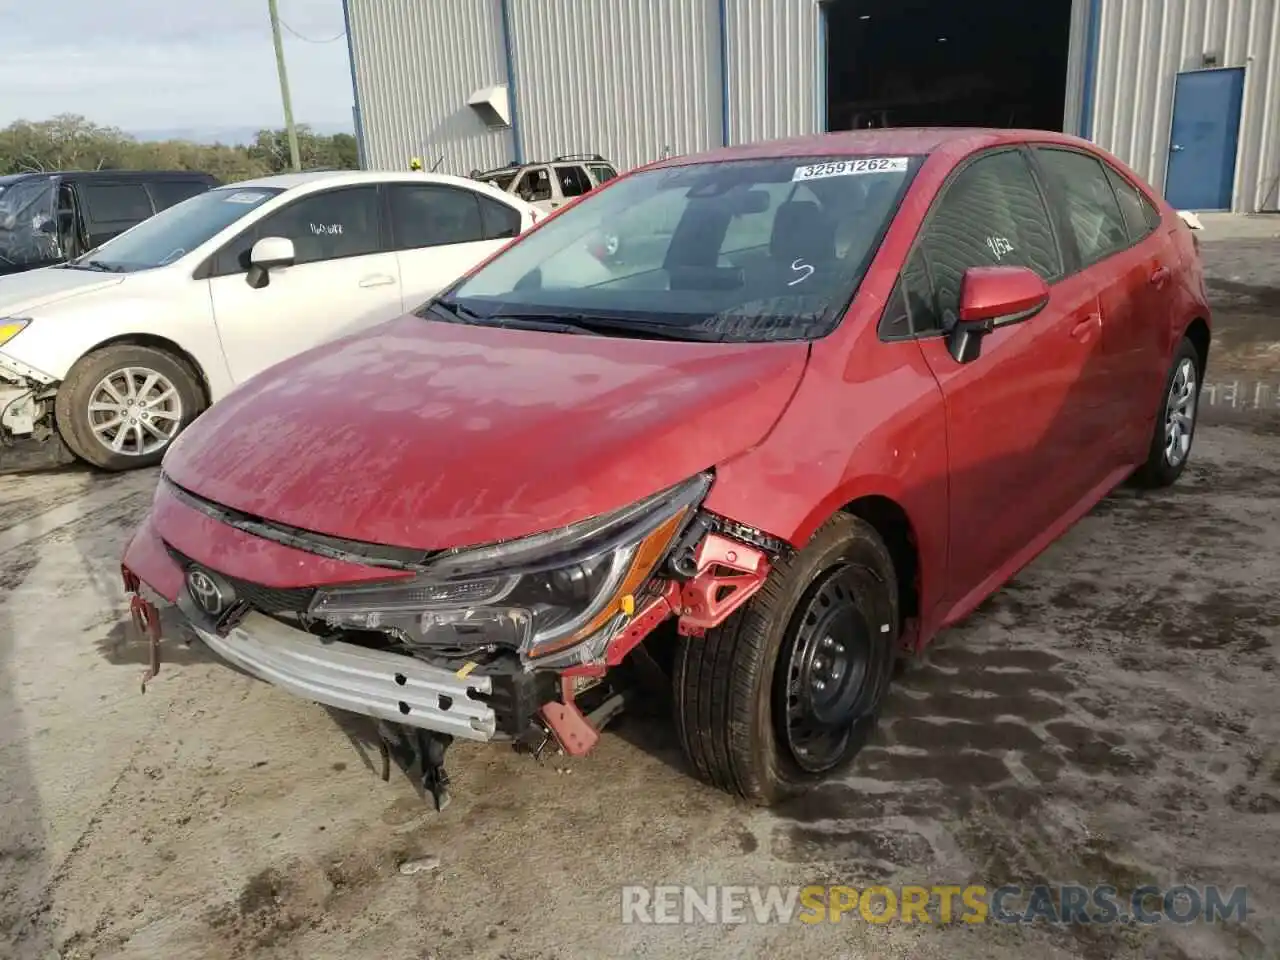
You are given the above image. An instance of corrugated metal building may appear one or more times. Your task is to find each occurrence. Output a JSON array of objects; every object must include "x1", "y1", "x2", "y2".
[{"x1": 343, "y1": 0, "x2": 1280, "y2": 212}]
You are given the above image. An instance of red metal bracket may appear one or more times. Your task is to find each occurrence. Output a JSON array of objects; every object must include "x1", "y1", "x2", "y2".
[
  {"x1": 539, "y1": 700, "x2": 600, "y2": 757},
  {"x1": 603, "y1": 580, "x2": 682, "y2": 667},
  {"x1": 130, "y1": 594, "x2": 163, "y2": 693},
  {"x1": 676, "y1": 533, "x2": 770, "y2": 633}
]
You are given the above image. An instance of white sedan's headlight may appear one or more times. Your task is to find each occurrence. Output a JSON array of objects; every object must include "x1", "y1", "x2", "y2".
[
  {"x1": 309, "y1": 473, "x2": 712, "y2": 662},
  {"x1": 0, "y1": 318, "x2": 31, "y2": 348}
]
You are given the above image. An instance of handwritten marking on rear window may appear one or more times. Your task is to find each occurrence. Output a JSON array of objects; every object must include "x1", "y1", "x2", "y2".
[
  {"x1": 986, "y1": 236, "x2": 1014, "y2": 260},
  {"x1": 224, "y1": 192, "x2": 268, "y2": 204},
  {"x1": 310, "y1": 222, "x2": 344, "y2": 236},
  {"x1": 792, "y1": 157, "x2": 909, "y2": 182}
]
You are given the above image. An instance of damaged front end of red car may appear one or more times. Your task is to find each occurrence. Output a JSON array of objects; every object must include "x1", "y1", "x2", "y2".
[{"x1": 120, "y1": 468, "x2": 786, "y2": 811}]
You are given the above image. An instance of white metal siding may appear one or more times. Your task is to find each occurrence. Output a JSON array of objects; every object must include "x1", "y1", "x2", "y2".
[
  {"x1": 724, "y1": 0, "x2": 821, "y2": 145},
  {"x1": 506, "y1": 0, "x2": 721, "y2": 171},
  {"x1": 1089, "y1": 0, "x2": 1280, "y2": 211},
  {"x1": 346, "y1": 0, "x2": 512, "y2": 174}
]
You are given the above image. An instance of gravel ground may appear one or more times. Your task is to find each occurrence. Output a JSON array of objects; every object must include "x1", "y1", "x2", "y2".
[{"x1": 1, "y1": 233, "x2": 1277, "y2": 960}]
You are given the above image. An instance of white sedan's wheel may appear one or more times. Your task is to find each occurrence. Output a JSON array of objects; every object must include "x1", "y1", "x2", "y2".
[
  {"x1": 88, "y1": 366, "x2": 185, "y2": 457},
  {"x1": 56, "y1": 344, "x2": 205, "y2": 471}
]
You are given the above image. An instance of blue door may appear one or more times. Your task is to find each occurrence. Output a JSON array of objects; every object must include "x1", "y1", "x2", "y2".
[{"x1": 1165, "y1": 67, "x2": 1245, "y2": 211}]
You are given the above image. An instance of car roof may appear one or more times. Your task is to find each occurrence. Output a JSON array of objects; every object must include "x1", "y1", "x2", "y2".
[
  {"x1": 646, "y1": 127, "x2": 1101, "y2": 169},
  {"x1": 228, "y1": 169, "x2": 525, "y2": 197},
  {"x1": 3, "y1": 170, "x2": 218, "y2": 182}
]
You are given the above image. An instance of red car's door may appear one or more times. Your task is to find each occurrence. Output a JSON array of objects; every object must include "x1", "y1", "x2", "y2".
[
  {"x1": 895, "y1": 148, "x2": 1108, "y2": 620},
  {"x1": 1032, "y1": 146, "x2": 1177, "y2": 466}
]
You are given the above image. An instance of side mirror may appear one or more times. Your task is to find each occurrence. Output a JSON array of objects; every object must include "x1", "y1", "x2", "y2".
[
  {"x1": 246, "y1": 236, "x2": 295, "y2": 289},
  {"x1": 947, "y1": 266, "x2": 1050, "y2": 364}
]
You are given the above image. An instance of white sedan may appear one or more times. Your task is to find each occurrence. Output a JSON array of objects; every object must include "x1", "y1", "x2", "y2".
[{"x1": 0, "y1": 170, "x2": 540, "y2": 471}]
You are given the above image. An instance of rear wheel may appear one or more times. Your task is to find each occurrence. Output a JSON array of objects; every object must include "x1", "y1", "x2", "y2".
[
  {"x1": 56, "y1": 344, "x2": 205, "y2": 471},
  {"x1": 672, "y1": 514, "x2": 898, "y2": 805},
  {"x1": 1131, "y1": 336, "x2": 1202, "y2": 489}
]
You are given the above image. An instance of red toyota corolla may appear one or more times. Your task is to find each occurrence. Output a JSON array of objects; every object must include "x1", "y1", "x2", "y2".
[{"x1": 121, "y1": 128, "x2": 1210, "y2": 810}]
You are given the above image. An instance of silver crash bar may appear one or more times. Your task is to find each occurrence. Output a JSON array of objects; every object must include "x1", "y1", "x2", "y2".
[{"x1": 191, "y1": 611, "x2": 497, "y2": 741}]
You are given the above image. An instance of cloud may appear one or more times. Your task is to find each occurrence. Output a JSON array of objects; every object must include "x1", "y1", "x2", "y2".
[{"x1": 0, "y1": 0, "x2": 354, "y2": 132}]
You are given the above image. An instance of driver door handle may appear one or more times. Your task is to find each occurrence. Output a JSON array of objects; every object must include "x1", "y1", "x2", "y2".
[
  {"x1": 359, "y1": 274, "x2": 396, "y2": 288},
  {"x1": 1071, "y1": 313, "x2": 1103, "y2": 342}
]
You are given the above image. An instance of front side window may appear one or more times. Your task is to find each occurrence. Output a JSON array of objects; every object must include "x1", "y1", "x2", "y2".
[
  {"x1": 515, "y1": 167, "x2": 552, "y2": 203},
  {"x1": 914, "y1": 149, "x2": 1063, "y2": 332},
  {"x1": 0, "y1": 175, "x2": 58, "y2": 271},
  {"x1": 1034, "y1": 148, "x2": 1131, "y2": 266},
  {"x1": 65, "y1": 185, "x2": 282, "y2": 273},
  {"x1": 388, "y1": 183, "x2": 483, "y2": 249},
  {"x1": 80, "y1": 183, "x2": 154, "y2": 223},
  {"x1": 247, "y1": 186, "x2": 381, "y2": 266},
  {"x1": 436, "y1": 154, "x2": 923, "y2": 342}
]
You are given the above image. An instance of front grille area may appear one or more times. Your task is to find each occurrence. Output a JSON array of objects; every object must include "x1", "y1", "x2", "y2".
[{"x1": 165, "y1": 543, "x2": 317, "y2": 615}]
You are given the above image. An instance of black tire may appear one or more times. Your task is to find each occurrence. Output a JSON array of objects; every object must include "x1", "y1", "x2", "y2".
[
  {"x1": 672, "y1": 514, "x2": 898, "y2": 805},
  {"x1": 55, "y1": 344, "x2": 205, "y2": 471},
  {"x1": 1130, "y1": 336, "x2": 1202, "y2": 489}
]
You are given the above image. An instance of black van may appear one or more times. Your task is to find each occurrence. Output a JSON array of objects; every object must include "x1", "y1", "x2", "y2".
[{"x1": 0, "y1": 169, "x2": 220, "y2": 276}]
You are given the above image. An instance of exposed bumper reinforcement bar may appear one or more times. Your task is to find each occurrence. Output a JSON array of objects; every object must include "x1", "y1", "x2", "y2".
[{"x1": 192, "y1": 611, "x2": 498, "y2": 742}]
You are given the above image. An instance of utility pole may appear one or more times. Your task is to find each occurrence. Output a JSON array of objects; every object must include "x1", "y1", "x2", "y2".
[{"x1": 267, "y1": 0, "x2": 302, "y2": 171}]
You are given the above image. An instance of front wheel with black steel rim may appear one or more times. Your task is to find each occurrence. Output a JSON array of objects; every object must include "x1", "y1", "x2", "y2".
[
  {"x1": 672, "y1": 514, "x2": 899, "y2": 805},
  {"x1": 1131, "y1": 336, "x2": 1202, "y2": 489},
  {"x1": 55, "y1": 343, "x2": 205, "y2": 471}
]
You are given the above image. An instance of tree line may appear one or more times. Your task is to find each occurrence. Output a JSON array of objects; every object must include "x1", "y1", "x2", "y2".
[{"x1": 0, "y1": 114, "x2": 359, "y2": 183}]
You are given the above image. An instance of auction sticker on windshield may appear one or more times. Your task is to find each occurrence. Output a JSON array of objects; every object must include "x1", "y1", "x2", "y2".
[
  {"x1": 792, "y1": 157, "x2": 910, "y2": 181},
  {"x1": 224, "y1": 192, "x2": 270, "y2": 204}
]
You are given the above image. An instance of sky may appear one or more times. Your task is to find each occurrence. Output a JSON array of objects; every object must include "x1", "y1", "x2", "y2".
[{"x1": 0, "y1": 0, "x2": 356, "y2": 136}]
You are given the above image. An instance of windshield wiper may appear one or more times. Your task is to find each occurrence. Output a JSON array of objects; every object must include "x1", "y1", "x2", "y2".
[
  {"x1": 65, "y1": 259, "x2": 123, "y2": 273},
  {"x1": 425, "y1": 299, "x2": 484, "y2": 324},
  {"x1": 490, "y1": 311, "x2": 726, "y2": 342}
]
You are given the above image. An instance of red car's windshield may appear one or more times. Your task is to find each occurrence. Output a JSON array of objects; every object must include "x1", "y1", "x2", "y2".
[{"x1": 434, "y1": 154, "x2": 924, "y2": 342}]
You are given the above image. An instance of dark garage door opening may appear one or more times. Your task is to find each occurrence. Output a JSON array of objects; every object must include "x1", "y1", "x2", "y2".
[{"x1": 825, "y1": 0, "x2": 1074, "y2": 133}]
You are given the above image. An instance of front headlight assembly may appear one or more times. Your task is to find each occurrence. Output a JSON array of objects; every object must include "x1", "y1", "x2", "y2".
[
  {"x1": 309, "y1": 472, "x2": 712, "y2": 664},
  {"x1": 0, "y1": 318, "x2": 31, "y2": 348}
]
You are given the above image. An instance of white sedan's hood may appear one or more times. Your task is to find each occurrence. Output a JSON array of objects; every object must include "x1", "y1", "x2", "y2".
[{"x1": 0, "y1": 266, "x2": 125, "y2": 315}]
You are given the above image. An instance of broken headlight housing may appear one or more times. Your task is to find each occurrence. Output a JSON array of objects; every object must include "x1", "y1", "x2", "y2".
[{"x1": 308, "y1": 472, "x2": 712, "y2": 663}]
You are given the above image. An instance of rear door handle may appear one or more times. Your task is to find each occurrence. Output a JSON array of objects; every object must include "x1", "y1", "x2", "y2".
[
  {"x1": 359, "y1": 274, "x2": 396, "y2": 288},
  {"x1": 1150, "y1": 265, "x2": 1171, "y2": 287},
  {"x1": 1071, "y1": 314, "x2": 1102, "y2": 341}
]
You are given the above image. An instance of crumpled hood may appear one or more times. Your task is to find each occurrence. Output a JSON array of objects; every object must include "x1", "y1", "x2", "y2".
[
  {"x1": 163, "y1": 314, "x2": 809, "y2": 550},
  {"x1": 0, "y1": 266, "x2": 125, "y2": 315}
]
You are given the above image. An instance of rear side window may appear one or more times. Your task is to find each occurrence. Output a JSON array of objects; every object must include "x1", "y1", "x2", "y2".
[
  {"x1": 80, "y1": 183, "x2": 154, "y2": 223},
  {"x1": 147, "y1": 180, "x2": 210, "y2": 212},
  {"x1": 478, "y1": 195, "x2": 521, "y2": 240},
  {"x1": 1034, "y1": 148, "x2": 1131, "y2": 266},
  {"x1": 589, "y1": 164, "x2": 617, "y2": 184},
  {"x1": 1103, "y1": 165, "x2": 1162, "y2": 241},
  {"x1": 911, "y1": 149, "x2": 1063, "y2": 333},
  {"x1": 387, "y1": 184, "x2": 484, "y2": 249},
  {"x1": 554, "y1": 165, "x2": 592, "y2": 198}
]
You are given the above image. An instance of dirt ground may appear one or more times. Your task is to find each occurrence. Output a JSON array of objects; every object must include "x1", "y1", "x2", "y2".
[{"x1": 1, "y1": 228, "x2": 1278, "y2": 960}]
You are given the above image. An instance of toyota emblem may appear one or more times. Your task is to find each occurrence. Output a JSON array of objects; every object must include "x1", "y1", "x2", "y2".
[{"x1": 186, "y1": 567, "x2": 225, "y2": 617}]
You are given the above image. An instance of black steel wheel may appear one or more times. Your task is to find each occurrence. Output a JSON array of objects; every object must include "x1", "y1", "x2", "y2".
[
  {"x1": 777, "y1": 564, "x2": 884, "y2": 773},
  {"x1": 673, "y1": 513, "x2": 899, "y2": 805}
]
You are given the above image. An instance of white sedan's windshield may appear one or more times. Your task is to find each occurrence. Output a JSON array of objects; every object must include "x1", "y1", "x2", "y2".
[
  {"x1": 67, "y1": 186, "x2": 283, "y2": 274},
  {"x1": 439, "y1": 155, "x2": 921, "y2": 341}
]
